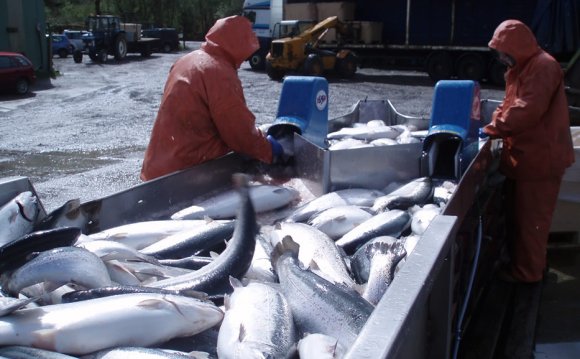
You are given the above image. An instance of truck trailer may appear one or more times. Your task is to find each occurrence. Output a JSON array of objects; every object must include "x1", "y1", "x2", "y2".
[{"x1": 249, "y1": 0, "x2": 580, "y2": 84}]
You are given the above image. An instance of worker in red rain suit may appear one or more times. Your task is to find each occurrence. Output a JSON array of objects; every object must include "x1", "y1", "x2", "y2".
[
  {"x1": 483, "y1": 20, "x2": 574, "y2": 282},
  {"x1": 141, "y1": 15, "x2": 284, "y2": 181}
]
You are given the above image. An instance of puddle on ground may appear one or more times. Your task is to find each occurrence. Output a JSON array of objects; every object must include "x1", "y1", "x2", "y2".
[{"x1": 0, "y1": 149, "x2": 127, "y2": 183}]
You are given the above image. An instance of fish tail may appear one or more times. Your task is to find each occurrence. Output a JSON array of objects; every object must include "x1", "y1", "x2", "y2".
[{"x1": 271, "y1": 235, "x2": 300, "y2": 266}]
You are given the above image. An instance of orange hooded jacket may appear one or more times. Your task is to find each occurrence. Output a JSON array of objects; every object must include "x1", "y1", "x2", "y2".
[
  {"x1": 483, "y1": 20, "x2": 574, "y2": 180},
  {"x1": 141, "y1": 16, "x2": 273, "y2": 181}
]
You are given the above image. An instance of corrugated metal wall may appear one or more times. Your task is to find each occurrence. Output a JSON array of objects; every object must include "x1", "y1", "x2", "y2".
[{"x1": 0, "y1": 0, "x2": 50, "y2": 76}]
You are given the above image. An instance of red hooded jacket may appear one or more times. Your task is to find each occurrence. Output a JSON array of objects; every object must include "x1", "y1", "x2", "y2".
[
  {"x1": 483, "y1": 20, "x2": 574, "y2": 180},
  {"x1": 141, "y1": 16, "x2": 273, "y2": 181}
]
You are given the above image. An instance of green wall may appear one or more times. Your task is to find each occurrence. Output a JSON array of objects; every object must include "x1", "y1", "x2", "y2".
[{"x1": 0, "y1": 0, "x2": 50, "y2": 77}]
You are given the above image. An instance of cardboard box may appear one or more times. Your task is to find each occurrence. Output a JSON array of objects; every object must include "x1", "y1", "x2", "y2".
[
  {"x1": 320, "y1": 28, "x2": 338, "y2": 43},
  {"x1": 360, "y1": 21, "x2": 383, "y2": 44},
  {"x1": 284, "y1": 3, "x2": 317, "y2": 21},
  {"x1": 121, "y1": 23, "x2": 142, "y2": 41},
  {"x1": 316, "y1": 2, "x2": 356, "y2": 21}
]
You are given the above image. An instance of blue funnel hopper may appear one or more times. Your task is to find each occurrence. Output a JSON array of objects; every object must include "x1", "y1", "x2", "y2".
[
  {"x1": 267, "y1": 76, "x2": 329, "y2": 147},
  {"x1": 421, "y1": 80, "x2": 482, "y2": 180}
]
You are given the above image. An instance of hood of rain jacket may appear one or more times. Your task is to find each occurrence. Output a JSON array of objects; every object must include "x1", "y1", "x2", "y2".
[{"x1": 483, "y1": 19, "x2": 574, "y2": 180}]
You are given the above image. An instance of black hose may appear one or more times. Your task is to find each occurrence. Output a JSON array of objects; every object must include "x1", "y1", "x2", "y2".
[{"x1": 451, "y1": 215, "x2": 483, "y2": 359}]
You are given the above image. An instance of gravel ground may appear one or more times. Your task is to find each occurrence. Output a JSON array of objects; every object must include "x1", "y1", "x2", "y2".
[{"x1": 0, "y1": 41, "x2": 504, "y2": 212}]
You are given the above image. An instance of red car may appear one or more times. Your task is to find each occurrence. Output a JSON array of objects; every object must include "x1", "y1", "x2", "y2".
[{"x1": 0, "y1": 51, "x2": 36, "y2": 95}]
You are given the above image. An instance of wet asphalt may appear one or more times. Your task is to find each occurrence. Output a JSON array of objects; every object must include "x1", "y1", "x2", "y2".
[{"x1": 0, "y1": 41, "x2": 503, "y2": 212}]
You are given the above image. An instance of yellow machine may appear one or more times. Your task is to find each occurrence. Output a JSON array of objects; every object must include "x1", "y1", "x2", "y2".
[{"x1": 265, "y1": 16, "x2": 358, "y2": 80}]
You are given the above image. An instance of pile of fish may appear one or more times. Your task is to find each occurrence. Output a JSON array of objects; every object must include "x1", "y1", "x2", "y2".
[
  {"x1": 326, "y1": 121, "x2": 426, "y2": 150},
  {"x1": 0, "y1": 173, "x2": 456, "y2": 358}
]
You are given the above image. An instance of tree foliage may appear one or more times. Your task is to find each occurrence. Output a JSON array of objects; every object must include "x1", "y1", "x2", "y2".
[{"x1": 45, "y1": 0, "x2": 244, "y2": 39}]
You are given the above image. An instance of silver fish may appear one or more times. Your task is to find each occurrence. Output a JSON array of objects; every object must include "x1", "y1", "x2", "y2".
[
  {"x1": 307, "y1": 205, "x2": 374, "y2": 240},
  {"x1": 372, "y1": 177, "x2": 433, "y2": 212},
  {"x1": 272, "y1": 236, "x2": 373, "y2": 350},
  {"x1": 0, "y1": 345, "x2": 78, "y2": 358},
  {"x1": 370, "y1": 138, "x2": 398, "y2": 146},
  {"x1": 78, "y1": 239, "x2": 160, "y2": 264},
  {"x1": 328, "y1": 138, "x2": 373, "y2": 151},
  {"x1": 361, "y1": 241, "x2": 407, "y2": 305},
  {"x1": 1, "y1": 246, "x2": 112, "y2": 296},
  {"x1": 268, "y1": 222, "x2": 357, "y2": 288},
  {"x1": 327, "y1": 125, "x2": 401, "y2": 141},
  {"x1": 85, "y1": 220, "x2": 225, "y2": 250},
  {"x1": 286, "y1": 188, "x2": 384, "y2": 223},
  {"x1": 82, "y1": 346, "x2": 208, "y2": 358},
  {"x1": 0, "y1": 292, "x2": 224, "y2": 355},
  {"x1": 170, "y1": 184, "x2": 298, "y2": 220},
  {"x1": 335, "y1": 210, "x2": 411, "y2": 254},
  {"x1": 139, "y1": 220, "x2": 235, "y2": 260},
  {"x1": 0, "y1": 191, "x2": 40, "y2": 247},
  {"x1": 217, "y1": 278, "x2": 296, "y2": 359}
]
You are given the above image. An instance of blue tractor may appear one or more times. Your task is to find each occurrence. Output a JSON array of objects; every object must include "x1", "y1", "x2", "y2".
[{"x1": 74, "y1": 15, "x2": 155, "y2": 64}]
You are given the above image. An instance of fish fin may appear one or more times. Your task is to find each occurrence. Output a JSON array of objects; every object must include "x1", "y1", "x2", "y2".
[
  {"x1": 178, "y1": 289, "x2": 210, "y2": 302},
  {"x1": 203, "y1": 216, "x2": 213, "y2": 224},
  {"x1": 187, "y1": 351, "x2": 210, "y2": 359},
  {"x1": 137, "y1": 298, "x2": 170, "y2": 310},
  {"x1": 209, "y1": 251, "x2": 219, "y2": 259},
  {"x1": 238, "y1": 323, "x2": 247, "y2": 342},
  {"x1": 229, "y1": 276, "x2": 244, "y2": 290},
  {"x1": 224, "y1": 294, "x2": 231, "y2": 310},
  {"x1": 308, "y1": 259, "x2": 321, "y2": 271},
  {"x1": 333, "y1": 214, "x2": 347, "y2": 223}
]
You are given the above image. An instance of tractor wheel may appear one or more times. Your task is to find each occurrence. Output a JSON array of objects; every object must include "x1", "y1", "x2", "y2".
[
  {"x1": 88, "y1": 50, "x2": 98, "y2": 62},
  {"x1": 141, "y1": 45, "x2": 152, "y2": 57},
  {"x1": 249, "y1": 51, "x2": 266, "y2": 71},
  {"x1": 455, "y1": 52, "x2": 485, "y2": 81},
  {"x1": 336, "y1": 52, "x2": 358, "y2": 78},
  {"x1": 15, "y1": 78, "x2": 29, "y2": 95},
  {"x1": 426, "y1": 51, "x2": 453, "y2": 82},
  {"x1": 303, "y1": 54, "x2": 323, "y2": 76},
  {"x1": 98, "y1": 49, "x2": 108, "y2": 63},
  {"x1": 73, "y1": 50, "x2": 83, "y2": 63},
  {"x1": 114, "y1": 35, "x2": 127, "y2": 60},
  {"x1": 58, "y1": 48, "x2": 68, "y2": 58},
  {"x1": 266, "y1": 61, "x2": 285, "y2": 81},
  {"x1": 488, "y1": 58, "x2": 507, "y2": 87}
]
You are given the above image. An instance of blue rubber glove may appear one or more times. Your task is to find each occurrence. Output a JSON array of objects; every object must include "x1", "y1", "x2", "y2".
[
  {"x1": 478, "y1": 127, "x2": 489, "y2": 139},
  {"x1": 268, "y1": 135, "x2": 284, "y2": 163}
]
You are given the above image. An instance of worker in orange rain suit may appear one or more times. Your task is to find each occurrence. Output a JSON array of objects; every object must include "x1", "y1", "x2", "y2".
[
  {"x1": 483, "y1": 19, "x2": 574, "y2": 282},
  {"x1": 141, "y1": 15, "x2": 285, "y2": 181}
]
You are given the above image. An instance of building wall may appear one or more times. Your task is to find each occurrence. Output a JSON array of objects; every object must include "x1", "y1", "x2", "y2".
[{"x1": 0, "y1": 0, "x2": 50, "y2": 76}]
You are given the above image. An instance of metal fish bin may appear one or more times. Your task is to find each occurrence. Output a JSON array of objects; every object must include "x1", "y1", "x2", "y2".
[{"x1": 0, "y1": 98, "x2": 505, "y2": 358}]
